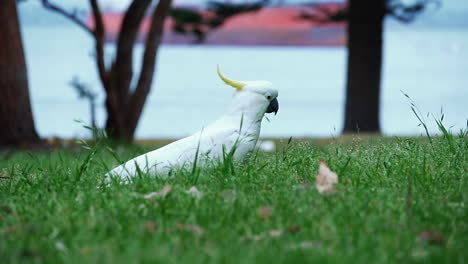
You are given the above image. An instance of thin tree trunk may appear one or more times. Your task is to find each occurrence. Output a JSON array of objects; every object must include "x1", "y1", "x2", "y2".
[
  {"x1": 105, "y1": 0, "x2": 172, "y2": 141},
  {"x1": 125, "y1": 0, "x2": 173, "y2": 137},
  {"x1": 343, "y1": 0, "x2": 385, "y2": 133},
  {"x1": 0, "y1": 0, "x2": 43, "y2": 148},
  {"x1": 112, "y1": 0, "x2": 152, "y2": 103},
  {"x1": 41, "y1": 0, "x2": 172, "y2": 142},
  {"x1": 104, "y1": 0, "x2": 153, "y2": 141}
]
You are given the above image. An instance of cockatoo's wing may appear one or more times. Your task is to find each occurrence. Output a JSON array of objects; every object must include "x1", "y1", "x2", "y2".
[
  {"x1": 106, "y1": 135, "x2": 199, "y2": 182},
  {"x1": 105, "y1": 124, "x2": 249, "y2": 182}
]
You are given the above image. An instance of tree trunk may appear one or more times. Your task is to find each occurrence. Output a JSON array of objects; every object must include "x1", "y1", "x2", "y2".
[
  {"x1": 0, "y1": 0, "x2": 42, "y2": 148},
  {"x1": 125, "y1": 0, "x2": 173, "y2": 136},
  {"x1": 105, "y1": 0, "x2": 173, "y2": 142},
  {"x1": 40, "y1": 0, "x2": 173, "y2": 143},
  {"x1": 343, "y1": 0, "x2": 385, "y2": 133}
]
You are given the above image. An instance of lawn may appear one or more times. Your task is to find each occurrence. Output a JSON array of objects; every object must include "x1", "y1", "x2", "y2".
[{"x1": 0, "y1": 132, "x2": 466, "y2": 263}]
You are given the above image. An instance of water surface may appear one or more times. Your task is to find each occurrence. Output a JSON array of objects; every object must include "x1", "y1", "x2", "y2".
[{"x1": 21, "y1": 22, "x2": 468, "y2": 139}]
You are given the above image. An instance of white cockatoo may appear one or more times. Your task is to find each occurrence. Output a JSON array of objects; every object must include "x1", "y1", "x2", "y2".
[{"x1": 106, "y1": 66, "x2": 279, "y2": 182}]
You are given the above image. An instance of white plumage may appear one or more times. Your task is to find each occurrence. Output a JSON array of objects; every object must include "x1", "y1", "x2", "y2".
[{"x1": 106, "y1": 67, "x2": 279, "y2": 182}]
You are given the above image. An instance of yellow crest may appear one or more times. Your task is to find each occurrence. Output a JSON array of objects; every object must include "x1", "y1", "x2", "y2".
[{"x1": 217, "y1": 65, "x2": 246, "y2": 91}]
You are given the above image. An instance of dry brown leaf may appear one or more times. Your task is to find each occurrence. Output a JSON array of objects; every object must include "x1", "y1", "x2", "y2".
[
  {"x1": 316, "y1": 160, "x2": 338, "y2": 194},
  {"x1": 241, "y1": 229, "x2": 286, "y2": 241},
  {"x1": 287, "y1": 226, "x2": 301, "y2": 233},
  {"x1": 159, "y1": 185, "x2": 172, "y2": 196},
  {"x1": 177, "y1": 223, "x2": 204, "y2": 236},
  {"x1": 185, "y1": 186, "x2": 203, "y2": 199},
  {"x1": 252, "y1": 234, "x2": 263, "y2": 241},
  {"x1": 143, "y1": 185, "x2": 172, "y2": 199},
  {"x1": 144, "y1": 221, "x2": 159, "y2": 234},
  {"x1": 143, "y1": 192, "x2": 160, "y2": 199},
  {"x1": 176, "y1": 223, "x2": 184, "y2": 231},
  {"x1": 257, "y1": 206, "x2": 273, "y2": 221},
  {"x1": 1, "y1": 205, "x2": 12, "y2": 214},
  {"x1": 0, "y1": 171, "x2": 11, "y2": 179},
  {"x1": 80, "y1": 247, "x2": 91, "y2": 255},
  {"x1": 220, "y1": 189, "x2": 237, "y2": 201},
  {"x1": 419, "y1": 231, "x2": 444, "y2": 245},
  {"x1": 4, "y1": 226, "x2": 17, "y2": 234},
  {"x1": 185, "y1": 224, "x2": 204, "y2": 236}
]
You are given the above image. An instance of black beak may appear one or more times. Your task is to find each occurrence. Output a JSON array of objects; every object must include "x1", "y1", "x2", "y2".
[{"x1": 266, "y1": 98, "x2": 279, "y2": 115}]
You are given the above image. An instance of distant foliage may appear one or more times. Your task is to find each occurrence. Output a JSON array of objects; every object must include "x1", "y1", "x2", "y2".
[{"x1": 169, "y1": 0, "x2": 267, "y2": 43}]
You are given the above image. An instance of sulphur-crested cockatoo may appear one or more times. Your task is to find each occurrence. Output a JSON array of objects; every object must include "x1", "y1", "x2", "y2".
[{"x1": 106, "y1": 66, "x2": 279, "y2": 182}]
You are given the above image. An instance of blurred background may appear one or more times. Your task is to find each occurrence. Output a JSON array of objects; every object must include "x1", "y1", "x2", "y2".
[{"x1": 9, "y1": 0, "x2": 468, "y2": 142}]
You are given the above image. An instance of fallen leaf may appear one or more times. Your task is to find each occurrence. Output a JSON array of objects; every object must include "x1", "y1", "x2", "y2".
[
  {"x1": 257, "y1": 206, "x2": 273, "y2": 221},
  {"x1": 220, "y1": 189, "x2": 237, "y2": 201},
  {"x1": 176, "y1": 223, "x2": 184, "y2": 231},
  {"x1": 160, "y1": 185, "x2": 172, "y2": 196},
  {"x1": 287, "y1": 226, "x2": 301, "y2": 233},
  {"x1": 1, "y1": 205, "x2": 12, "y2": 214},
  {"x1": 185, "y1": 224, "x2": 204, "y2": 236},
  {"x1": 419, "y1": 231, "x2": 444, "y2": 245},
  {"x1": 143, "y1": 185, "x2": 172, "y2": 199},
  {"x1": 143, "y1": 192, "x2": 160, "y2": 199},
  {"x1": 185, "y1": 186, "x2": 203, "y2": 199},
  {"x1": 240, "y1": 229, "x2": 284, "y2": 241},
  {"x1": 290, "y1": 241, "x2": 322, "y2": 250},
  {"x1": 0, "y1": 171, "x2": 11, "y2": 179},
  {"x1": 4, "y1": 226, "x2": 17, "y2": 234},
  {"x1": 316, "y1": 160, "x2": 338, "y2": 194},
  {"x1": 269, "y1": 229, "x2": 283, "y2": 237},
  {"x1": 144, "y1": 221, "x2": 159, "y2": 234},
  {"x1": 177, "y1": 223, "x2": 204, "y2": 236},
  {"x1": 80, "y1": 247, "x2": 91, "y2": 255},
  {"x1": 252, "y1": 234, "x2": 263, "y2": 241}
]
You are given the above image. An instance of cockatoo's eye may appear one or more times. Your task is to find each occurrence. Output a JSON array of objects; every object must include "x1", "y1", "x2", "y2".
[{"x1": 267, "y1": 95, "x2": 271, "y2": 100}]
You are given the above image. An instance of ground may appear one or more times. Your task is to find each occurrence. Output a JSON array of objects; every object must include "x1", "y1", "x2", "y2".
[{"x1": 0, "y1": 133, "x2": 466, "y2": 263}]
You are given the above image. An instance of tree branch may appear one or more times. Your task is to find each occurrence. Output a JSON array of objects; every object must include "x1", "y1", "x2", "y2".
[
  {"x1": 126, "y1": 0, "x2": 173, "y2": 132},
  {"x1": 89, "y1": 0, "x2": 121, "y2": 136},
  {"x1": 41, "y1": 0, "x2": 94, "y2": 36},
  {"x1": 112, "y1": 0, "x2": 152, "y2": 104},
  {"x1": 89, "y1": 0, "x2": 108, "y2": 89},
  {"x1": 40, "y1": 0, "x2": 109, "y2": 97},
  {"x1": 387, "y1": 0, "x2": 441, "y2": 23},
  {"x1": 297, "y1": 4, "x2": 347, "y2": 24},
  {"x1": 297, "y1": 11, "x2": 330, "y2": 24}
]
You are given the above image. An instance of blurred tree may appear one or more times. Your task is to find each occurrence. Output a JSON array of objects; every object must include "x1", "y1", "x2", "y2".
[
  {"x1": 300, "y1": 0, "x2": 439, "y2": 133},
  {"x1": 41, "y1": 0, "x2": 173, "y2": 142},
  {"x1": 0, "y1": 0, "x2": 43, "y2": 149},
  {"x1": 343, "y1": 0, "x2": 385, "y2": 133},
  {"x1": 169, "y1": 0, "x2": 267, "y2": 43}
]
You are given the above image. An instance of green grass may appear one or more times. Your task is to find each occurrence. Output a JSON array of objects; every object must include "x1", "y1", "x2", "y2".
[{"x1": 0, "y1": 132, "x2": 467, "y2": 263}]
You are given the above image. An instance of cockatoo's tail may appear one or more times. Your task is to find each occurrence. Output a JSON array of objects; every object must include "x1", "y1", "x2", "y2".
[{"x1": 105, "y1": 66, "x2": 279, "y2": 182}]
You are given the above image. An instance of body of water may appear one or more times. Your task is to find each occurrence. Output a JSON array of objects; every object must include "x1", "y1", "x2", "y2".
[{"x1": 21, "y1": 22, "x2": 467, "y2": 139}]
